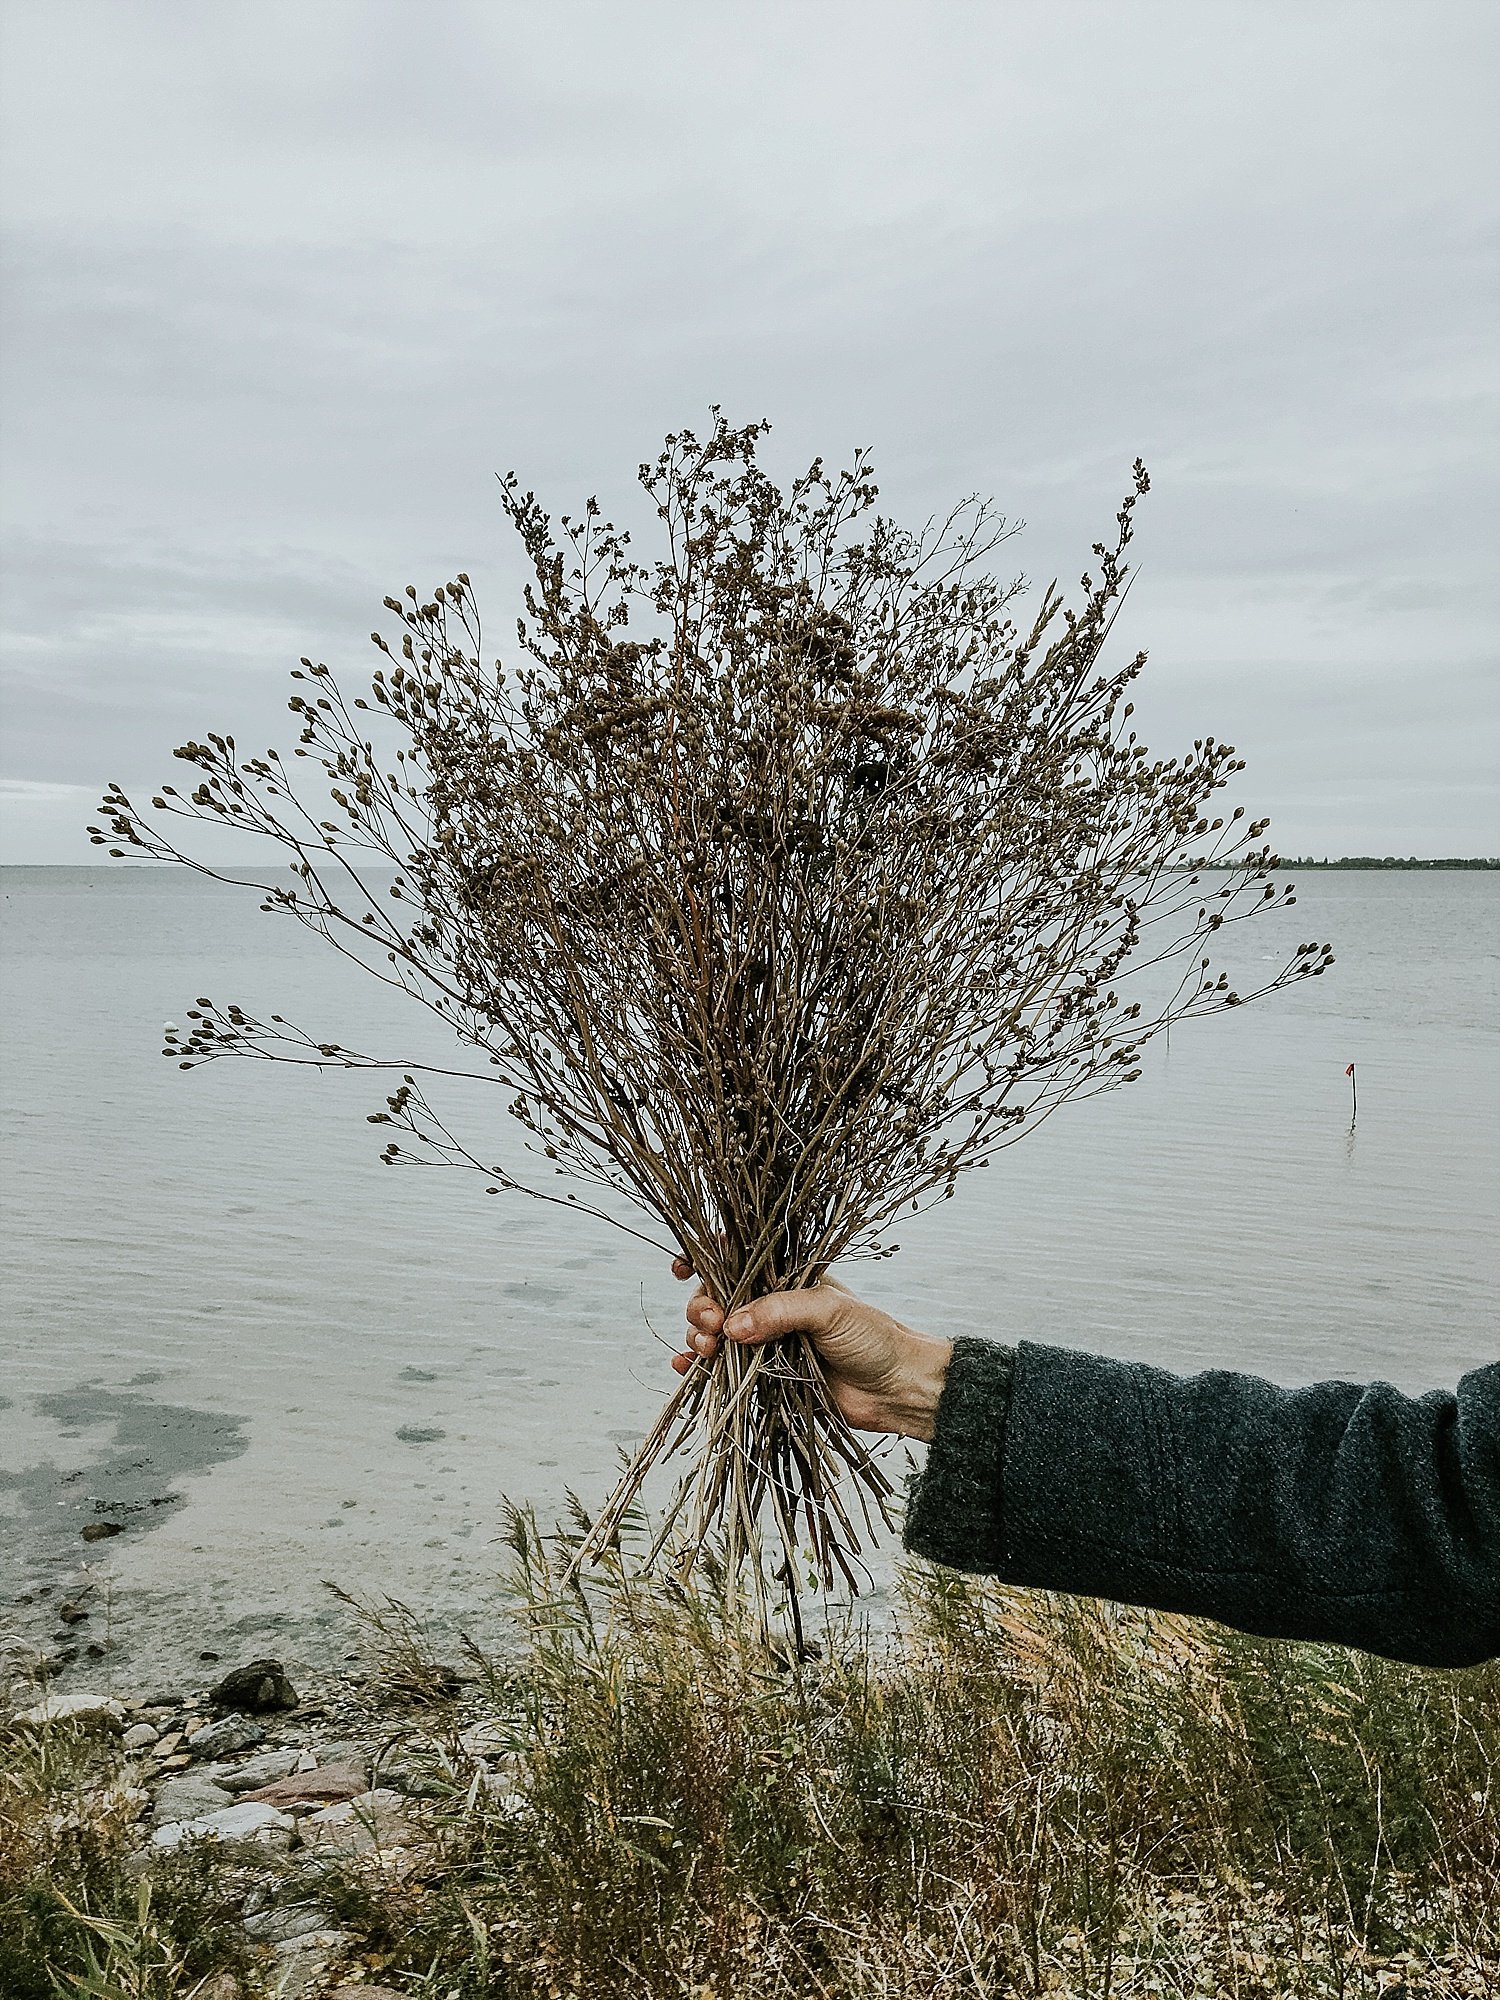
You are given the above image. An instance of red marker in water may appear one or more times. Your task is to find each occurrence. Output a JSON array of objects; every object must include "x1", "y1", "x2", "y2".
[{"x1": 1345, "y1": 1061, "x2": 1357, "y2": 1123}]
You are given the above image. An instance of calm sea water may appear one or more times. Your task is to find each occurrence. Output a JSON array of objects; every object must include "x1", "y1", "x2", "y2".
[{"x1": 1, "y1": 866, "x2": 1496, "y2": 1684}]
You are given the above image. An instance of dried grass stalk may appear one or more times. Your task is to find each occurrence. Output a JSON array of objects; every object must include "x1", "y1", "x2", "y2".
[{"x1": 93, "y1": 415, "x2": 1330, "y2": 1623}]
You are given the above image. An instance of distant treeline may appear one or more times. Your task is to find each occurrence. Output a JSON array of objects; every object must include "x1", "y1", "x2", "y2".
[{"x1": 1185, "y1": 856, "x2": 1499, "y2": 871}]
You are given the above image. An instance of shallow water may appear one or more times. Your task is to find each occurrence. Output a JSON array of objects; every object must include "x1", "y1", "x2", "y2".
[{"x1": 1, "y1": 866, "x2": 1496, "y2": 1685}]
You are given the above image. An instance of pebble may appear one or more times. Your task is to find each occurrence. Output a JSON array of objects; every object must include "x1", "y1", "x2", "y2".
[
  {"x1": 122, "y1": 1722, "x2": 160, "y2": 1751},
  {"x1": 272, "y1": 1933, "x2": 353, "y2": 1999},
  {"x1": 152, "y1": 1773, "x2": 234, "y2": 1825},
  {"x1": 374, "y1": 1742, "x2": 447, "y2": 1797},
  {"x1": 188, "y1": 1715, "x2": 265, "y2": 1758},
  {"x1": 458, "y1": 1717, "x2": 516, "y2": 1759},
  {"x1": 301, "y1": 1737, "x2": 369, "y2": 1775},
  {"x1": 242, "y1": 1764, "x2": 368, "y2": 1808},
  {"x1": 15, "y1": 1693, "x2": 124, "y2": 1729},
  {"x1": 217, "y1": 1747, "x2": 301, "y2": 1794},
  {"x1": 298, "y1": 1788, "x2": 412, "y2": 1859},
  {"x1": 275, "y1": 1929, "x2": 350, "y2": 1955},
  {"x1": 208, "y1": 1657, "x2": 300, "y2": 1713},
  {"x1": 481, "y1": 1774, "x2": 528, "y2": 1815},
  {"x1": 151, "y1": 1799, "x2": 294, "y2": 1852},
  {"x1": 241, "y1": 1901, "x2": 328, "y2": 1944}
]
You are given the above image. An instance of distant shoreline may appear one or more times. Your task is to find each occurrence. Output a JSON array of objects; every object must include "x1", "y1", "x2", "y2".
[{"x1": 1184, "y1": 857, "x2": 1499, "y2": 871}]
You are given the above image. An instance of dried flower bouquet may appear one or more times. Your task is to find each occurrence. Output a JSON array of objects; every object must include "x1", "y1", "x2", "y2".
[{"x1": 94, "y1": 416, "x2": 1330, "y2": 1621}]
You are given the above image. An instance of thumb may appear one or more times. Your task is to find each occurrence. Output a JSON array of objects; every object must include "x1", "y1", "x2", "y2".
[{"x1": 723, "y1": 1287, "x2": 841, "y2": 1346}]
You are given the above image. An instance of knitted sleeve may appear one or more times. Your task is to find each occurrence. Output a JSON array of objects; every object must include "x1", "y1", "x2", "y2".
[{"x1": 903, "y1": 1338, "x2": 1500, "y2": 1669}]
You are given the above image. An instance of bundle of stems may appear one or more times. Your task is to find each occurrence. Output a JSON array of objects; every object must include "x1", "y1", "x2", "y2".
[{"x1": 93, "y1": 415, "x2": 1330, "y2": 1627}]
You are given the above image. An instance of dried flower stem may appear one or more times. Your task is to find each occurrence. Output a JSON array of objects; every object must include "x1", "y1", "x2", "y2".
[{"x1": 93, "y1": 414, "x2": 1331, "y2": 1630}]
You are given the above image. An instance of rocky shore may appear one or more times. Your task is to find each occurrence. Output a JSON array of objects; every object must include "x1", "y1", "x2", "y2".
[
  {"x1": 6, "y1": 1559, "x2": 1494, "y2": 1999},
  {"x1": 11, "y1": 1652, "x2": 517, "y2": 1998}
]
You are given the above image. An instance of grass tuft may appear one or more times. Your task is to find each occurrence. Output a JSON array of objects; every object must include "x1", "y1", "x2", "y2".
[
  {"x1": 4, "y1": 1519, "x2": 1494, "y2": 1996},
  {"x1": 328, "y1": 1509, "x2": 1500, "y2": 1997},
  {"x1": 0, "y1": 1720, "x2": 253, "y2": 1998}
]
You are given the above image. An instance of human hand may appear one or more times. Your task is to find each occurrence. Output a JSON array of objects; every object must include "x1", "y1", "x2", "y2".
[{"x1": 668, "y1": 1256, "x2": 953, "y2": 1442}]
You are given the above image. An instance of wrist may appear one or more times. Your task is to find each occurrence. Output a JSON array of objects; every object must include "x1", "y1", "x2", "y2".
[{"x1": 887, "y1": 1331, "x2": 954, "y2": 1442}]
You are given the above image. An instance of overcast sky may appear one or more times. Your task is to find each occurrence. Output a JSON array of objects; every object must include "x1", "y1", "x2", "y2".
[{"x1": 1, "y1": 0, "x2": 1496, "y2": 862}]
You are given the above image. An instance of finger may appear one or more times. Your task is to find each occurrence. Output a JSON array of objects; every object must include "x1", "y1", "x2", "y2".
[
  {"x1": 671, "y1": 1331, "x2": 720, "y2": 1373},
  {"x1": 721, "y1": 1287, "x2": 842, "y2": 1346},
  {"x1": 686, "y1": 1292, "x2": 723, "y2": 1333}
]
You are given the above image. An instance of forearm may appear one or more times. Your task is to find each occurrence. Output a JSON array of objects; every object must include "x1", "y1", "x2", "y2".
[{"x1": 903, "y1": 1339, "x2": 1500, "y2": 1669}]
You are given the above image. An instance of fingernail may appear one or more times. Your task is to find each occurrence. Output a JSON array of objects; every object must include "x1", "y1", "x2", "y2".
[{"x1": 725, "y1": 1312, "x2": 751, "y2": 1337}]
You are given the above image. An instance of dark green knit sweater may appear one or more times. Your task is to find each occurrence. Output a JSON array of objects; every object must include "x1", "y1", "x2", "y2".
[{"x1": 904, "y1": 1339, "x2": 1500, "y2": 1669}]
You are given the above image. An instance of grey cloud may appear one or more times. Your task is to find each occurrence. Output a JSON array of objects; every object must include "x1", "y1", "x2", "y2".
[{"x1": 1, "y1": 0, "x2": 1495, "y2": 860}]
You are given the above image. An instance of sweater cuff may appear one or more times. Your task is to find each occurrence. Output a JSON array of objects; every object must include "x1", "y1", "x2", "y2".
[{"x1": 903, "y1": 1336, "x2": 1014, "y2": 1572}]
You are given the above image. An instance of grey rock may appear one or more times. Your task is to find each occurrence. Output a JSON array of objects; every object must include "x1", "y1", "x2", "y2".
[
  {"x1": 298, "y1": 1788, "x2": 412, "y2": 1858},
  {"x1": 218, "y1": 1748, "x2": 301, "y2": 1793},
  {"x1": 208, "y1": 1658, "x2": 299, "y2": 1713},
  {"x1": 188, "y1": 1714, "x2": 264, "y2": 1758},
  {"x1": 373, "y1": 1747, "x2": 447, "y2": 1798},
  {"x1": 243, "y1": 1764, "x2": 368, "y2": 1808},
  {"x1": 272, "y1": 1934, "x2": 352, "y2": 1999},
  {"x1": 152, "y1": 1774, "x2": 234, "y2": 1825},
  {"x1": 243, "y1": 1901, "x2": 328, "y2": 1944},
  {"x1": 458, "y1": 1718, "x2": 520, "y2": 1761},
  {"x1": 151, "y1": 1800, "x2": 293, "y2": 1851},
  {"x1": 275, "y1": 1858, "x2": 342, "y2": 1899},
  {"x1": 305, "y1": 1738, "x2": 370, "y2": 1776},
  {"x1": 122, "y1": 1722, "x2": 160, "y2": 1752},
  {"x1": 274, "y1": 1928, "x2": 351, "y2": 1955},
  {"x1": 494, "y1": 1790, "x2": 528, "y2": 1820},
  {"x1": 15, "y1": 1693, "x2": 124, "y2": 1729}
]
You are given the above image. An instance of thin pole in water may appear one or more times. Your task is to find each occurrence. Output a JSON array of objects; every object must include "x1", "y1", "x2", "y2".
[{"x1": 1345, "y1": 1061, "x2": 1357, "y2": 1126}]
